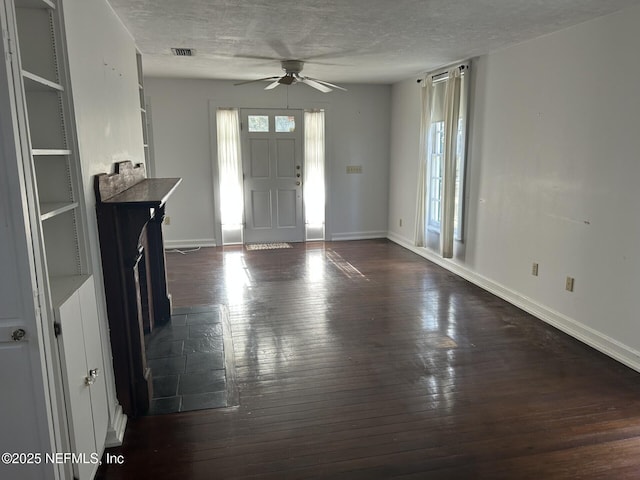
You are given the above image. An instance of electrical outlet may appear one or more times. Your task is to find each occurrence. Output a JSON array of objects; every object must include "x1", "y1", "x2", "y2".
[
  {"x1": 565, "y1": 276, "x2": 574, "y2": 292},
  {"x1": 532, "y1": 262, "x2": 538, "y2": 276},
  {"x1": 399, "y1": 218, "x2": 403, "y2": 227},
  {"x1": 164, "y1": 216, "x2": 171, "y2": 226}
]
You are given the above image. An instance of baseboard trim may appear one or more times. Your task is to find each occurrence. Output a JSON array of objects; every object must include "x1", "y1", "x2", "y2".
[
  {"x1": 330, "y1": 230, "x2": 387, "y2": 241},
  {"x1": 104, "y1": 404, "x2": 127, "y2": 448},
  {"x1": 387, "y1": 232, "x2": 640, "y2": 373},
  {"x1": 164, "y1": 239, "x2": 217, "y2": 249}
]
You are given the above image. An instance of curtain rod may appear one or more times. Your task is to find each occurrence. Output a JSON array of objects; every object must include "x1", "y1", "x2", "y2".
[{"x1": 416, "y1": 64, "x2": 468, "y2": 84}]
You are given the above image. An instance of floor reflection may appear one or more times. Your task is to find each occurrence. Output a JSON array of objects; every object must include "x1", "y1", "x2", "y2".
[
  {"x1": 223, "y1": 249, "x2": 252, "y2": 305},
  {"x1": 173, "y1": 242, "x2": 520, "y2": 421}
]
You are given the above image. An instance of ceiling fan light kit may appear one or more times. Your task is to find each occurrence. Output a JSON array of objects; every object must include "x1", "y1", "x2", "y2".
[{"x1": 234, "y1": 60, "x2": 347, "y2": 93}]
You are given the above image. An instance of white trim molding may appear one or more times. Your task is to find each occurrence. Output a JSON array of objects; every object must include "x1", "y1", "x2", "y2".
[
  {"x1": 104, "y1": 404, "x2": 127, "y2": 447},
  {"x1": 387, "y1": 232, "x2": 640, "y2": 373},
  {"x1": 331, "y1": 230, "x2": 388, "y2": 241},
  {"x1": 164, "y1": 239, "x2": 217, "y2": 249}
]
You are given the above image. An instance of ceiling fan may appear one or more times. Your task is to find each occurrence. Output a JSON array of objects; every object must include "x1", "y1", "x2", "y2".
[{"x1": 234, "y1": 60, "x2": 347, "y2": 93}]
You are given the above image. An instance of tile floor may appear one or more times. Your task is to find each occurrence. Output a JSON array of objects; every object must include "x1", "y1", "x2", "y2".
[{"x1": 144, "y1": 306, "x2": 229, "y2": 415}]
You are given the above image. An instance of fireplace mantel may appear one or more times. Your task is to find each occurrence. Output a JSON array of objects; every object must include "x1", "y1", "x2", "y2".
[{"x1": 95, "y1": 161, "x2": 181, "y2": 416}]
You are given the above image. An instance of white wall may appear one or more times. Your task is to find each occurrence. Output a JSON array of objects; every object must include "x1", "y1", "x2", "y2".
[
  {"x1": 388, "y1": 77, "x2": 422, "y2": 241},
  {"x1": 62, "y1": 0, "x2": 143, "y2": 445},
  {"x1": 388, "y1": 4, "x2": 640, "y2": 370},
  {"x1": 144, "y1": 78, "x2": 391, "y2": 246}
]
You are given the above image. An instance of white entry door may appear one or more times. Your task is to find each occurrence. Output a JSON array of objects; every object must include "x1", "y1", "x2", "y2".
[{"x1": 241, "y1": 109, "x2": 304, "y2": 243}]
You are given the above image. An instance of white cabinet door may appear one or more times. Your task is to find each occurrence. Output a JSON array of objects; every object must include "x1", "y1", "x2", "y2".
[
  {"x1": 56, "y1": 286, "x2": 98, "y2": 480},
  {"x1": 77, "y1": 277, "x2": 108, "y2": 456},
  {"x1": 56, "y1": 276, "x2": 107, "y2": 480}
]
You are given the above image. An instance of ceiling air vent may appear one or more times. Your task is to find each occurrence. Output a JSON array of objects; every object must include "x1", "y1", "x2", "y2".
[{"x1": 171, "y1": 47, "x2": 195, "y2": 57}]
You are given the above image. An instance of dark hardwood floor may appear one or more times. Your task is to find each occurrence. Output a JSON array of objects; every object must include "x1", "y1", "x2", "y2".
[{"x1": 97, "y1": 239, "x2": 640, "y2": 479}]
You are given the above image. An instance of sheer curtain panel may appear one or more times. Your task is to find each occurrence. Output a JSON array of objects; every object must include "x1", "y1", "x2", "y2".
[
  {"x1": 216, "y1": 108, "x2": 244, "y2": 244},
  {"x1": 304, "y1": 110, "x2": 325, "y2": 240},
  {"x1": 414, "y1": 77, "x2": 433, "y2": 247},
  {"x1": 439, "y1": 68, "x2": 462, "y2": 258}
]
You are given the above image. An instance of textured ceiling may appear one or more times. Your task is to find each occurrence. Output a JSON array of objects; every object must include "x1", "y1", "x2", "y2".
[{"x1": 108, "y1": 0, "x2": 640, "y2": 84}]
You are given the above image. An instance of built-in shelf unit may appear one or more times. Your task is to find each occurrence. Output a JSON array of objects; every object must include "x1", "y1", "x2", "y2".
[
  {"x1": 14, "y1": 0, "x2": 87, "y2": 296},
  {"x1": 10, "y1": 0, "x2": 108, "y2": 478}
]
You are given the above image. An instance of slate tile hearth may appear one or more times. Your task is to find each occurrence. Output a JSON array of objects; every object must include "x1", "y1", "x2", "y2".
[{"x1": 144, "y1": 306, "x2": 230, "y2": 415}]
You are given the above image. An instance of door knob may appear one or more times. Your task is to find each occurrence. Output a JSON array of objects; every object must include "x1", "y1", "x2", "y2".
[{"x1": 296, "y1": 181, "x2": 301, "y2": 186}]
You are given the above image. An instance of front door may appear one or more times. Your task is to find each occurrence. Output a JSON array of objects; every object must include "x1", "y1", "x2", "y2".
[{"x1": 241, "y1": 109, "x2": 304, "y2": 243}]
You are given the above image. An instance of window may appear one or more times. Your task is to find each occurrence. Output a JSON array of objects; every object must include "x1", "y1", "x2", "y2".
[
  {"x1": 415, "y1": 65, "x2": 469, "y2": 257},
  {"x1": 275, "y1": 115, "x2": 296, "y2": 132},
  {"x1": 428, "y1": 121, "x2": 445, "y2": 229},
  {"x1": 427, "y1": 118, "x2": 465, "y2": 238},
  {"x1": 247, "y1": 115, "x2": 269, "y2": 132}
]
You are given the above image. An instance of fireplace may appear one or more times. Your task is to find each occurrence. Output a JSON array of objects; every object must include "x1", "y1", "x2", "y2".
[{"x1": 95, "y1": 161, "x2": 181, "y2": 416}]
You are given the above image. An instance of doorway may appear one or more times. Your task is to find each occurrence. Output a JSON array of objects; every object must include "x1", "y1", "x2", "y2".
[{"x1": 240, "y1": 109, "x2": 304, "y2": 243}]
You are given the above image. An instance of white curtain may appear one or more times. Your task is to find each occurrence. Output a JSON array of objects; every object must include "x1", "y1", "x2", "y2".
[
  {"x1": 304, "y1": 110, "x2": 325, "y2": 227},
  {"x1": 414, "y1": 66, "x2": 465, "y2": 258},
  {"x1": 440, "y1": 68, "x2": 462, "y2": 258},
  {"x1": 414, "y1": 76, "x2": 433, "y2": 247},
  {"x1": 216, "y1": 108, "x2": 243, "y2": 228}
]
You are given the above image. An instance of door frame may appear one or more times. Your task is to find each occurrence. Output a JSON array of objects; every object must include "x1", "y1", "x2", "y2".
[
  {"x1": 240, "y1": 108, "x2": 304, "y2": 244},
  {"x1": 210, "y1": 100, "x2": 331, "y2": 247}
]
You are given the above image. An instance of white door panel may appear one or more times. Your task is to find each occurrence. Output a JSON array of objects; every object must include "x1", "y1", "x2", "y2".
[
  {"x1": 242, "y1": 109, "x2": 304, "y2": 243},
  {"x1": 56, "y1": 292, "x2": 97, "y2": 480},
  {"x1": 78, "y1": 277, "x2": 108, "y2": 462},
  {"x1": 277, "y1": 189, "x2": 297, "y2": 227},
  {"x1": 249, "y1": 138, "x2": 270, "y2": 178},
  {"x1": 0, "y1": 332, "x2": 49, "y2": 480},
  {"x1": 275, "y1": 138, "x2": 295, "y2": 176},
  {"x1": 249, "y1": 190, "x2": 273, "y2": 229}
]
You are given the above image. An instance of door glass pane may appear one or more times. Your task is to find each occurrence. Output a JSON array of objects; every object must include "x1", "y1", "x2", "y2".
[
  {"x1": 275, "y1": 115, "x2": 296, "y2": 132},
  {"x1": 248, "y1": 115, "x2": 269, "y2": 132}
]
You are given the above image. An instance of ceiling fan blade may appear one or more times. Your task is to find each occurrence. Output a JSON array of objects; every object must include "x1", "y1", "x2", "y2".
[
  {"x1": 300, "y1": 78, "x2": 332, "y2": 93},
  {"x1": 234, "y1": 76, "x2": 280, "y2": 86},
  {"x1": 306, "y1": 77, "x2": 348, "y2": 91},
  {"x1": 279, "y1": 74, "x2": 296, "y2": 85},
  {"x1": 264, "y1": 79, "x2": 281, "y2": 90}
]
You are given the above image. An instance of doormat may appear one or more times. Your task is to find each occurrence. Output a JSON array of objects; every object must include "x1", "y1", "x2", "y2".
[{"x1": 246, "y1": 243, "x2": 292, "y2": 251}]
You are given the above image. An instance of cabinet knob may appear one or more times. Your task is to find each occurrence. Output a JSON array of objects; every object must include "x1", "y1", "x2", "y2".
[
  {"x1": 11, "y1": 329, "x2": 26, "y2": 342},
  {"x1": 85, "y1": 368, "x2": 99, "y2": 386}
]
